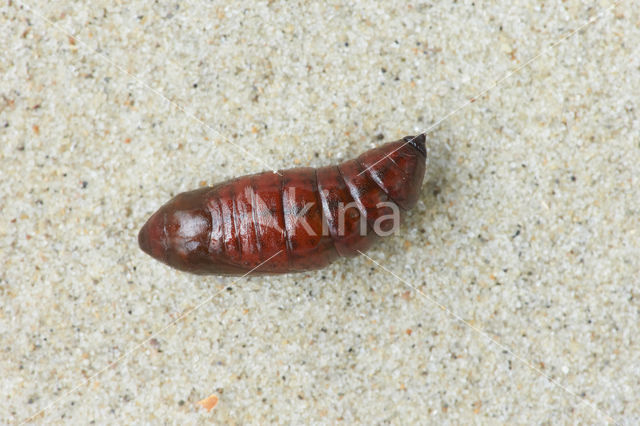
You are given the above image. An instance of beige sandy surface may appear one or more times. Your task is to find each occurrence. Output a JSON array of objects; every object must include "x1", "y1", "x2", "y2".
[{"x1": 1, "y1": 0, "x2": 639, "y2": 424}]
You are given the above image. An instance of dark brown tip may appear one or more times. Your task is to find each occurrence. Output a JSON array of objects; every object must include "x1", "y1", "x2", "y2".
[
  {"x1": 138, "y1": 221, "x2": 152, "y2": 255},
  {"x1": 403, "y1": 134, "x2": 426, "y2": 157},
  {"x1": 138, "y1": 210, "x2": 166, "y2": 261}
]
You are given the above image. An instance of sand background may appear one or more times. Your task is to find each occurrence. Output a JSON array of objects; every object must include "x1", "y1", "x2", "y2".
[{"x1": 1, "y1": 0, "x2": 639, "y2": 423}]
